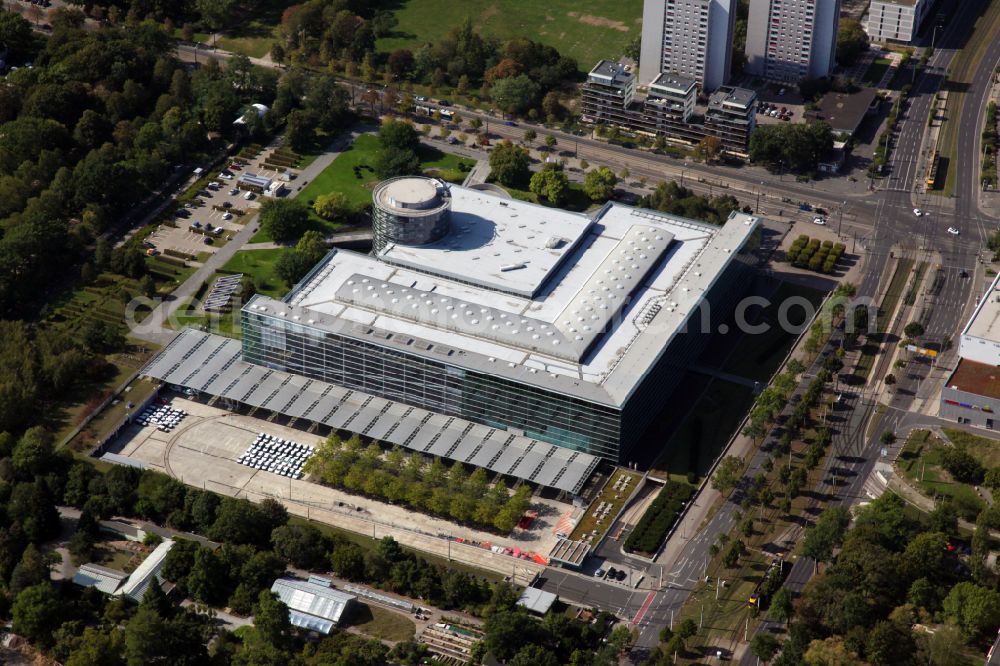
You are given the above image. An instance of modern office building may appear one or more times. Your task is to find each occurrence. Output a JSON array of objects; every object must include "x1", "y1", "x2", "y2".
[
  {"x1": 745, "y1": 0, "x2": 840, "y2": 82},
  {"x1": 144, "y1": 178, "x2": 759, "y2": 493},
  {"x1": 639, "y1": 0, "x2": 737, "y2": 91},
  {"x1": 866, "y1": 0, "x2": 932, "y2": 43},
  {"x1": 940, "y1": 273, "x2": 1000, "y2": 428},
  {"x1": 704, "y1": 86, "x2": 758, "y2": 152}
]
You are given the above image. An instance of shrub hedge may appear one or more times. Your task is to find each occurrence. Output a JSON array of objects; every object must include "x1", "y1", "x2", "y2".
[
  {"x1": 786, "y1": 235, "x2": 845, "y2": 274},
  {"x1": 624, "y1": 480, "x2": 695, "y2": 555}
]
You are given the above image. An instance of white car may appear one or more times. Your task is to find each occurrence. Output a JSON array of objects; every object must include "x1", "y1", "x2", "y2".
[
  {"x1": 222, "y1": 212, "x2": 233, "y2": 220},
  {"x1": 243, "y1": 191, "x2": 255, "y2": 201},
  {"x1": 219, "y1": 172, "x2": 233, "y2": 180},
  {"x1": 947, "y1": 227, "x2": 960, "y2": 235},
  {"x1": 229, "y1": 188, "x2": 239, "y2": 195},
  {"x1": 913, "y1": 208, "x2": 923, "y2": 216},
  {"x1": 813, "y1": 217, "x2": 826, "y2": 225}
]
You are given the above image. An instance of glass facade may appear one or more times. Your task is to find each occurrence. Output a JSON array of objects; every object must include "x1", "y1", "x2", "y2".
[{"x1": 241, "y1": 310, "x2": 622, "y2": 459}]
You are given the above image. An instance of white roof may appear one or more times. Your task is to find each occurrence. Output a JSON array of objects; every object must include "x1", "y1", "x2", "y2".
[
  {"x1": 378, "y1": 187, "x2": 594, "y2": 298},
  {"x1": 73, "y1": 564, "x2": 130, "y2": 595},
  {"x1": 118, "y1": 539, "x2": 175, "y2": 602},
  {"x1": 270, "y1": 577, "x2": 355, "y2": 633},
  {"x1": 281, "y1": 185, "x2": 759, "y2": 406},
  {"x1": 517, "y1": 587, "x2": 558, "y2": 614},
  {"x1": 964, "y1": 272, "x2": 1000, "y2": 341}
]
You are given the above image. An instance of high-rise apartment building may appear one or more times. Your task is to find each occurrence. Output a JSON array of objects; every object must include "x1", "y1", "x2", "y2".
[
  {"x1": 639, "y1": 0, "x2": 736, "y2": 91},
  {"x1": 866, "y1": 0, "x2": 931, "y2": 43},
  {"x1": 745, "y1": 0, "x2": 840, "y2": 82}
]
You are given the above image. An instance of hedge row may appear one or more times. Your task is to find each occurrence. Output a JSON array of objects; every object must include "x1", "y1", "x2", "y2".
[
  {"x1": 787, "y1": 235, "x2": 846, "y2": 274},
  {"x1": 623, "y1": 481, "x2": 695, "y2": 555}
]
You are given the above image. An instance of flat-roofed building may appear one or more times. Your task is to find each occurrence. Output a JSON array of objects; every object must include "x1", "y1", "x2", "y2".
[
  {"x1": 237, "y1": 173, "x2": 272, "y2": 193},
  {"x1": 581, "y1": 60, "x2": 639, "y2": 128},
  {"x1": 144, "y1": 178, "x2": 760, "y2": 488},
  {"x1": 704, "y1": 86, "x2": 757, "y2": 154},
  {"x1": 940, "y1": 273, "x2": 1000, "y2": 428},
  {"x1": 866, "y1": 0, "x2": 931, "y2": 43}
]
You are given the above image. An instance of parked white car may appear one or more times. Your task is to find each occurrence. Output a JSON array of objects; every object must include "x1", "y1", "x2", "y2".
[
  {"x1": 913, "y1": 208, "x2": 923, "y2": 216},
  {"x1": 243, "y1": 191, "x2": 255, "y2": 201},
  {"x1": 947, "y1": 227, "x2": 960, "y2": 235},
  {"x1": 813, "y1": 217, "x2": 826, "y2": 225}
]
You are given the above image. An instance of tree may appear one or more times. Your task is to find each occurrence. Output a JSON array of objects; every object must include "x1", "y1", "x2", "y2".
[
  {"x1": 271, "y1": 524, "x2": 327, "y2": 569},
  {"x1": 803, "y1": 637, "x2": 863, "y2": 665},
  {"x1": 65, "y1": 627, "x2": 124, "y2": 666},
  {"x1": 12, "y1": 583, "x2": 61, "y2": 647},
  {"x1": 10, "y1": 544, "x2": 50, "y2": 594},
  {"x1": 491, "y1": 75, "x2": 541, "y2": 115},
  {"x1": 253, "y1": 590, "x2": 291, "y2": 648},
  {"x1": 488, "y1": 141, "x2": 531, "y2": 188},
  {"x1": 837, "y1": 19, "x2": 870, "y2": 66},
  {"x1": 712, "y1": 456, "x2": 743, "y2": 493},
  {"x1": 751, "y1": 633, "x2": 781, "y2": 662},
  {"x1": 583, "y1": 167, "x2": 617, "y2": 201},
  {"x1": 313, "y1": 191, "x2": 350, "y2": 222},
  {"x1": 269, "y1": 43, "x2": 285, "y2": 67},
  {"x1": 544, "y1": 135, "x2": 557, "y2": 150},
  {"x1": 529, "y1": 165, "x2": 569, "y2": 205},
  {"x1": 903, "y1": 321, "x2": 924, "y2": 338},
  {"x1": 696, "y1": 135, "x2": 723, "y2": 162},
  {"x1": 275, "y1": 248, "x2": 315, "y2": 287},
  {"x1": 866, "y1": 620, "x2": 916, "y2": 665},
  {"x1": 187, "y1": 547, "x2": 228, "y2": 606},
  {"x1": 770, "y1": 587, "x2": 793, "y2": 623},
  {"x1": 802, "y1": 506, "x2": 850, "y2": 563},
  {"x1": 509, "y1": 645, "x2": 559, "y2": 666},
  {"x1": 523, "y1": 128, "x2": 537, "y2": 144},
  {"x1": 942, "y1": 581, "x2": 1000, "y2": 640},
  {"x1": 260, "y1": 199, "x2": 310, "y2": 243}
]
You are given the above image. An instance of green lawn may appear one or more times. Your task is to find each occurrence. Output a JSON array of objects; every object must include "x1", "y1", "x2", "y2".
[
  {"x1": 347, "y1": 604, "x2": 416, "y2": 642},
  {"x1": 377, "y1": 0, "x2": 643, "y2": 72},
  {"x1": 897, "y1": 430, "x2": 985, "y2": 520},
  {"x1": 862, "y1": 57, "x2": 892, "y2": 86},
  {"x1": 219, "y1": 249, "x2": 288, "y2": 297}
]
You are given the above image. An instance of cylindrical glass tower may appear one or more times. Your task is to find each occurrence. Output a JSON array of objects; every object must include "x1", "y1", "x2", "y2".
[{"x1": 371, "y1": 176, "x2": 452, "y2": 253}]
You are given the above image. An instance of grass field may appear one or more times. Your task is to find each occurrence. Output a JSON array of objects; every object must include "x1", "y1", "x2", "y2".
[
  {"x1": 897, "y1": 429, "x2": 985, "y2": 520},
  {"x1": 377, "y1": 0, "x2": 642, "y2": 71},
  {"x1": 862, "y1": 57, "x2": 892, "y2": 86},
  {"x1": 219, "y1": 249, "x2": 287, "y2": 297},
  {"x1": 348, "y1": 604, "x2": 417, "y2": 642},
  {"x1": 942, "y1": 428, "x2": 1000, "y2": 468}
]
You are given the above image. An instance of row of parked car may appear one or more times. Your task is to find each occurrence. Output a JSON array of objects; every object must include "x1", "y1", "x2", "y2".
[{"x1": 759, "y1": 103, "x2": 793, "y2": 121}]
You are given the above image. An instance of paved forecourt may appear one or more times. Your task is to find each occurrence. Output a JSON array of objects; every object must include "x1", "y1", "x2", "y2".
[{"x1": 112, "y1": 396, "x2": 558, "y2": 583}]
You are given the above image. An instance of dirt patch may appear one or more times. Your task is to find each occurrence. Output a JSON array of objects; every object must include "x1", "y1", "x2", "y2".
[
  {"x1": 481, "y1": 5, "x2": 499, "y2": 20},
  {"x1": 576, "y1": 14, "x2": 630, "y2": 31},
  {"x1": 567, "y1": 11, "x2": 579, "y2": 17}
]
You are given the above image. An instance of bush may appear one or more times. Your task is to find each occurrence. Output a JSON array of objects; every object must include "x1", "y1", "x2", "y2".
[
  {"x1": 941, "y1": 447, "x2": 985, "y2": 484},
  {"x1": 623, "y1": 481, "x2": 695, "y2": 555}
]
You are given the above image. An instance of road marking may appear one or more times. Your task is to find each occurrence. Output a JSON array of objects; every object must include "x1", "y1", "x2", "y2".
[{"x1": 632, "y1": 591, "x2": 657, "y2": 626}]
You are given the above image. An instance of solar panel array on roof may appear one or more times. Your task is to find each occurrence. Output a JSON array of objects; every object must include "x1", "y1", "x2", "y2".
[{"x1": 142, "y1": 330, "x2": 598, "y2": 494}]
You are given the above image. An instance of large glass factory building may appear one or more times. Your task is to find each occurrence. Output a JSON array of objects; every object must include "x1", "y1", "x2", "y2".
[{"x1": 144, "y1": 177, "x2": 759, "y2": 494}]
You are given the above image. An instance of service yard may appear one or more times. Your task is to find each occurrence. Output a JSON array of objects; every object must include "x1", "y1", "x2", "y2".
[{"x1": 107, "y1": 395, "x2": 565, "y2": 583}]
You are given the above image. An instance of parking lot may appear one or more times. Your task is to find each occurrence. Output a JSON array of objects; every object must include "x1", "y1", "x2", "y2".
[
  {"x1": 146, "y1": 145, "x2": 295, "y2": 260},
  {"x1": 109, "y1": 395, "x2": 565, "y2": 560}
]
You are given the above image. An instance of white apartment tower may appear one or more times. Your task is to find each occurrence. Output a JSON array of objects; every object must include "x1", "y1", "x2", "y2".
[
  {"x1": 866, "y1": 0, "x2": 931, "y2": 43},
  {"x1": 745, "y1": 0, "x2": 840, "y2": 82},
  {"x1": 639, "y1": 0, "x2": 736, "y2": 91}
]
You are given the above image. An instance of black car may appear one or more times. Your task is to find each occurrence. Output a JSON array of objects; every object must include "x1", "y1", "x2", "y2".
[
  {"x1": 616, "y1": 570, "x2": 627, "y2": 581},
  {"x1": 438, "y1": 99, "x2": 452, "y2": 107},
  {"x1": 203, "y1": 237, "x2": 214, "y2": 245},
  {"x1": 606, "y1": 567, "x2": 617, "y2": 579}
]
